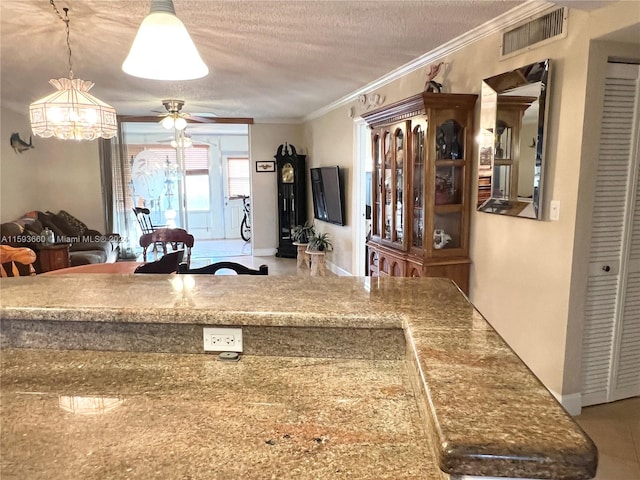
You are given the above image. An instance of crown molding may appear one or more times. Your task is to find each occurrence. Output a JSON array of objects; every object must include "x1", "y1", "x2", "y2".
[
  {"x1": 304, "y1": 0, "x2": 555, "y2": 122},
  {"x1": 253, "y1": 117, "x2": 304, "y2": 125}
]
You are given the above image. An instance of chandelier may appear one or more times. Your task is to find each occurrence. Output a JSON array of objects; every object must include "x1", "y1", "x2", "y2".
[
  {"x1": 122, "y1": 0, "x2": 209, "y2": 81},
  {"x1": 29, "y1": 1, "x2": 117, "y2": 141}
]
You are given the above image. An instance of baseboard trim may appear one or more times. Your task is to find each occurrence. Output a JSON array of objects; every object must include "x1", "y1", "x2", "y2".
[
  {"x1": 252, "y1": 248, "x2": 277, "y2": 257},
  {"x1": 549, "y1": 389, "x2": 582, "y2": 416},
  {"x1": 327, "y1": 260, "x2": 351, "y2": 276}
]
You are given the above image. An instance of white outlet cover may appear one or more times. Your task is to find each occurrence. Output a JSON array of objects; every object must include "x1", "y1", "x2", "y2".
[{"x1": 203, "y1": 327, "x2": 243, "y2": 353}]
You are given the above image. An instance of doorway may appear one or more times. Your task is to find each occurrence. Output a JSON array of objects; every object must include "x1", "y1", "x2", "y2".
[
  {"x1": 120, "y1": 122, "x2": 250, "y2": 257},
  {"x1": 353, "y1": 119, "x2": 372, "y2": 276},
  {"x1": 580, "y1": 61, "x2": 640, "y2": 407},
  {"x1": 122, "y1": 122, "x2": 251, "y2": 236}
]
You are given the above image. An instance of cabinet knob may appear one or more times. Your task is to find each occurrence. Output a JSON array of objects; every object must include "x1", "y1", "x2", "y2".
[{"x1": 602, "y1": 265, "x2": 611, "y2": 272}]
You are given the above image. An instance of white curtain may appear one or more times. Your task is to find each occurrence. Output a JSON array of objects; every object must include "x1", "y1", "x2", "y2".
[{"x1": 99, "y1": 122, "x2": 139, "y2": 259}]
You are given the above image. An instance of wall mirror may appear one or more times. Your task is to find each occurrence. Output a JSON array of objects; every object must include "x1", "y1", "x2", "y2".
[{"x1": 477, "y1": 59, "x2": 550, "y2": 219}]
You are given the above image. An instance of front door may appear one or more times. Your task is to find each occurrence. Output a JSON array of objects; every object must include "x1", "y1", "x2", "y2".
[{"x1": 223, "y1": 156, "x2": 251, "y2": 239}]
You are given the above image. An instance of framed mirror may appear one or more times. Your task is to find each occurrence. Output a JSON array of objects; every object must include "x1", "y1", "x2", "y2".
[{"x1": 477, "y1": 59, "x2": 550, "y2": 219}]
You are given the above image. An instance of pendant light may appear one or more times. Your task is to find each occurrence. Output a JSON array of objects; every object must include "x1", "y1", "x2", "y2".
[
  {"x1": 29, "y1": 1, "x2": 117, "y2": 141},
  {"x1": 122, "y1": 0, "x2": 209, "y2": 81}
]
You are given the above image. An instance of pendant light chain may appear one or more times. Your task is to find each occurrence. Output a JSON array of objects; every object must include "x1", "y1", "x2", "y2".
[{"x1": 49, "y1": 0, "x2": 73, "y2": 79}]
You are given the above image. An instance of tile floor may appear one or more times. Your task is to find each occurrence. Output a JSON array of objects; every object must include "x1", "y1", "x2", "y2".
[
  {"x1": 188, "y1": 238, "x2": 321, "y2": 275},
  {"x1": 575, "y1": 397, "x2": 640, "y2": 480}
]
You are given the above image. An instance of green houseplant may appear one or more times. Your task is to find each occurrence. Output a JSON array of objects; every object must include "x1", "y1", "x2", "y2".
[
  {"x1": 291, "y1": 222, "x2": 315, "y2": 244},
  {"x1": 308, "y1": 231, "x2": 333, "y2": 252}
]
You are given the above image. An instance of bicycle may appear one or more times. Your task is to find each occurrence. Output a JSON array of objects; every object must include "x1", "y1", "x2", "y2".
[{"x1": 240, "y1": 196, "x2": 251, "y2": 242}]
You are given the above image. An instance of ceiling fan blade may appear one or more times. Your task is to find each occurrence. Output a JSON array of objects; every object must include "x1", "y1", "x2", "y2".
[{"x1": 186, "y1": 116, "x2": 255, "y2": 124}]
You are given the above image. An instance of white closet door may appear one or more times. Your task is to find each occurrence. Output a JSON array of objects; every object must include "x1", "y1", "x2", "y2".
[
  {"x1": 581, "y1": 62, "x2": 640, "y2": 406},
  {"x1": 612, "y1": 63, "x2": 640, "y2": 400}
]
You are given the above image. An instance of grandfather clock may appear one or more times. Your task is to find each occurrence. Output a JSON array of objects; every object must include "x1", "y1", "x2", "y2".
[{"x1": 275, "y1": 143, "x2": 306, "y2": 258}]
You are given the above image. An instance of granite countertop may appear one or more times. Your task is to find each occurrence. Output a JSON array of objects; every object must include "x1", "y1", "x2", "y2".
[
  {"x1": 1, "y1": 349, "x2": 441, "y2": 480},
  {"x1": 0, "y1": 275, "x2": 598, "y2": 479}
]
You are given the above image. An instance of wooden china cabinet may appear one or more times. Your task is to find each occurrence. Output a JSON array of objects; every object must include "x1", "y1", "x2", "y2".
[{"x1": 362, "y1": 92, "x2": 477, "y2": 294}]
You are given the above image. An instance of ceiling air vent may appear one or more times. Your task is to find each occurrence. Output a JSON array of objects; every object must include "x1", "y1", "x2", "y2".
[{"x1": 500, "y1": 7, "x2": 567, "y2": 59}]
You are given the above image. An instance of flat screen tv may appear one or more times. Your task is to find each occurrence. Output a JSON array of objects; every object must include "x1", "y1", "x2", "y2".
[{"x1": 310, "y1": 166, "x2": 345, "y2": 226}]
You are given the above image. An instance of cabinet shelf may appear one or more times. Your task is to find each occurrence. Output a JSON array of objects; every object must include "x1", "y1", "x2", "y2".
[
  {"x1": 435, "y1": 159, "x2": 466, "y2": 167},
  {"x1": 434, "y1": 204, "x2": 463, "y2": 213}
]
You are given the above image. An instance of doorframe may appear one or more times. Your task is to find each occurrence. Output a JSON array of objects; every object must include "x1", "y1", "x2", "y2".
[{"x1": 353, "y1": 118, "x2": 369, "y2": 276}]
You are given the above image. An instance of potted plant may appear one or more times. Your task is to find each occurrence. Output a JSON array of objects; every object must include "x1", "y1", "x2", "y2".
[
  {"x1": 308, "y1": 232, "x2": 333, "y2": 252},
  {"x1": 292, "y1": 222, "x2": 315, "y2": 244}
]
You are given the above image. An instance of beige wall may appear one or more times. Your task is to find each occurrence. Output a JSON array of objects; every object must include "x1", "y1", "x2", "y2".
[
  {"x1": 249, "y1": 123, "x2": 303, "y2": 254},
  {"x1": 1, "y1": 107, "x2": 105, "y2": 231},
  {"x1": 302, "y1": 2, "x2": 640, "y2": 401},
  {"x1": 303, "y1": 108, "x2": 355, "y2": 272}
]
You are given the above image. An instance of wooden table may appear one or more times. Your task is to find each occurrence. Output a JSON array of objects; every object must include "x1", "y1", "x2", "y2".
[{"x1": 41, "y1": 262, "x2": 143, "y2": 275}]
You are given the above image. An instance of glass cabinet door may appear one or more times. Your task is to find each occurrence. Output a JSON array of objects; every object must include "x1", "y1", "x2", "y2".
[
  {"x1": 433, "y1": 118, "x2": 465, "y2": 252},
  {"x1": 411, "y1": 120, "x2": 426, "y2": 249},
  {"x1": 393, "y1": 128, "x2": 404, "y2": 244},
  {"x1": 383, "y1": 130, "x2": 392, "y2": 240},
  {"x1": 372, "y1": 133, "x2": 382, "y2": 238}
]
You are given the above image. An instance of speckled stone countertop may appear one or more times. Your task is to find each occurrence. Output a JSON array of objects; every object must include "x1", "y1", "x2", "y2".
[
  {"x1": 1, "y1": 349, "x2": 441, "y2": 480},
  {"x1": 0, "y1": 275, "x2": 597, "y2": 479}
]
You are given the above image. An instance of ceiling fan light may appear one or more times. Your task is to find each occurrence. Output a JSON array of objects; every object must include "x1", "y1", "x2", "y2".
[
  {"x1": 122, "y1": 0, "x2": 209, "y2": 81},
  {"x1": 171, "y1": 136, "x2": 192, "y2": 149},
  {"x1": 174, "y1": 117, "x2": 187, "y2": 130},
  {"x1": 161, "y1": 116, "x2": 175, "y2": 129}
]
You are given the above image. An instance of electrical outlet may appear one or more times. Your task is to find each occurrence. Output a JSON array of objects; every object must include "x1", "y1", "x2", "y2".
[{"x1": 203, "y1": 327, "x2": 243, "y2": 353}]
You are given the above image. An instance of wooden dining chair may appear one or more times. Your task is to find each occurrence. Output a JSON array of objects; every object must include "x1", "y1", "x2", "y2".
[
  {"x1": 0, "y1": 245, "x2": 37, "y2": 277},
  {"x1": 139, "y1": 228, "x2": 194, "y2": 267},
  {"x1": 132, "y1": 207, "x2": 166, "y2": 234},
  {"x1": 177, "y1": 261, "x2": 268, "y2": 275},
  {"x1": 133, "y1": 250, "x2": 184, "y2": 274}
]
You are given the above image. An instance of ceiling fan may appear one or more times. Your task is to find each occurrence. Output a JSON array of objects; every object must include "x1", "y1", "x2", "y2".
[
  {"x1": 156, "y1": 99, "x2": 188, "y2": 130},
  {"x1": 121, "y1": 99, "x2": 253, "y2": 126}
]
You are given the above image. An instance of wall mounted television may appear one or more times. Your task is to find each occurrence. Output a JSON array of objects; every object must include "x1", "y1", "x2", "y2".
[{"x1": 310, "y1": 166, "x2": 345, "y2": 226}]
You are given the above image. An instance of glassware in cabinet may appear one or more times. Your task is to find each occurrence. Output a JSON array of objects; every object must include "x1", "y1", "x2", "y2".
[
  {"x1": 394, "y1": 128, "x2": 404, "y2": 243},
  {"x1": 411, "y1": 120, "x2": 427, "y2": 249}
]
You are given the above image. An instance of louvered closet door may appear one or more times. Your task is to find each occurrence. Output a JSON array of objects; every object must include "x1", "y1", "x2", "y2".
[{"x1": 581, "y1": 62, "x2": 640, "y2": 407}]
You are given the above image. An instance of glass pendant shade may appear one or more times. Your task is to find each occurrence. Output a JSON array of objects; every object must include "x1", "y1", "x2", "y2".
[
  {"x1": 122, "y1": 0, "x2": 209, "y2": 81},
  {"x1": 161, "y1": 116, "x2": 175, "y2": 129},
  {"x1": 29, "y1": 78, "x2": 118, "y2": 140},
  {"x1": 174, "y1": 117, "x2": 187, "y2": 130},
  {"x1": 160, "y1": 115, "x2": 187, "y2": 130}
]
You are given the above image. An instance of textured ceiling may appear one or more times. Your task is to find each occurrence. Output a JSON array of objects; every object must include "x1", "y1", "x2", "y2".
[{"x1": 0, "y1": 0, "x2": 620, "y2": 122}]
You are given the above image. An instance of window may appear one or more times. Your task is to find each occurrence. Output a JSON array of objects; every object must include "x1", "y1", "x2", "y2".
[
  {"x1": 185, "y1": 175, "x2": 210, "y2": 211},
  {"x1": 227, "y1": 157, "x2": 250, "y2": 198}
]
